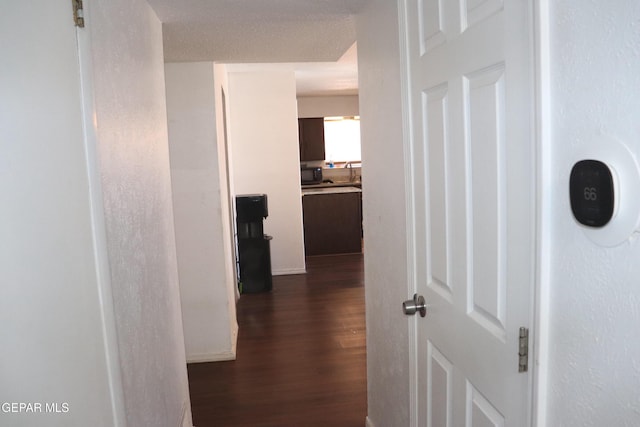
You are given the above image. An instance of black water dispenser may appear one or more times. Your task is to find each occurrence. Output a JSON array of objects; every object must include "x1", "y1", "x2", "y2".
[{"x1": 236, "y1": 194, "x2": 272, "y2": 293}]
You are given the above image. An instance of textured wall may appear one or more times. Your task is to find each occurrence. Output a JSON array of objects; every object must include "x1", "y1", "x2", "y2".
[
  {"x1": 88, "y1": 0, "x2": 192, "y2": 426},
  {"x1": 355, "y1": 1, "x2": 411, "y2": 426},
  {"x1": 545, "y1": 0, "x2": 640, "y2": 425},
  {"x1": 165, "y1": 62, "x2": 238, "y2": 362}
]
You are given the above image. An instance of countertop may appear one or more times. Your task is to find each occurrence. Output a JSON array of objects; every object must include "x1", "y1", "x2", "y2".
[
  {"x1": 302, "y1": 186, "x2": 362, "y2": 196},
  {"x1": 302, "y1": 181, "x2": 361, "y2": 189}
]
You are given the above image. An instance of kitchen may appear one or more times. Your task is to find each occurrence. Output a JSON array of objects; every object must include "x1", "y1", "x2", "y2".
[{"x1": 299, "y1": 114, "x2": 363, "y2": 256}]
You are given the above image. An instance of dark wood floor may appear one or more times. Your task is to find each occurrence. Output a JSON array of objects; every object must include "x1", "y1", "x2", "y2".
[{"x1": 187, "y1": 254, "x2": 367, "y2": 427}]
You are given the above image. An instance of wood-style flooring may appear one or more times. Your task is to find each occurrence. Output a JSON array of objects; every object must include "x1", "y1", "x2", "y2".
[{"x1": 187, "y1": 254, "x2": 367, "y2": 427}]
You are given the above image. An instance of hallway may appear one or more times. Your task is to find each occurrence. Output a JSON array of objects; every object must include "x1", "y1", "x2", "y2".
[{"x1": 187, "y1": 254, "x2": 367, "y2": 427}]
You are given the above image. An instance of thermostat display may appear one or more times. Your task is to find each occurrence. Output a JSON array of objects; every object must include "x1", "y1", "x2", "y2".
[{"x1": 570, "y1": 160, "x2": 615, "y2": 227}]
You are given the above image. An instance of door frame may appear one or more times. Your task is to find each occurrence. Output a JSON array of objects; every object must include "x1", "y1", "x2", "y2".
[
  {"x1": 75, "y1": 2, "x2": 127, "y2": 424},
  {"x1": 396, "y1": 0, "x2": 550, "y2": 425}
]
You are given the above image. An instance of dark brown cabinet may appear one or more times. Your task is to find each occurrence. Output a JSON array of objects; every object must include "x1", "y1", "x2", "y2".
[
  {"x1": 298, "y1": 118, "x2": 325, "y2": 161},
  {"x1": 302, "y1": 192, "x2": 362, "y2": 256}
]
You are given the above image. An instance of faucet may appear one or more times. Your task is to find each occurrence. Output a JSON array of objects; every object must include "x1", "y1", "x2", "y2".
[{"x1": 344, "y1": 161, "x2": 356, "y2": 182}]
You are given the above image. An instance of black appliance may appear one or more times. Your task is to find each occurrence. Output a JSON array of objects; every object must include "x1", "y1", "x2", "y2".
[
  {"x1": 236, "y1": 194, "x2": 272, "y2": 293},
  {"x1": 301, "y1": 166, "x2": 322, "y2": 185}
]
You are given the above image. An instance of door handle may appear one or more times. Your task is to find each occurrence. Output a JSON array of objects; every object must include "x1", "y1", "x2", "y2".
[{"x1": 403, "y1": 294, "x2": 426, "y2": 317}]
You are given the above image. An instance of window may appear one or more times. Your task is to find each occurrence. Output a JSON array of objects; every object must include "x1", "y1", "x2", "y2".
[{"x1": 323, "y1": 116, "x2": 361, "y2": 164}]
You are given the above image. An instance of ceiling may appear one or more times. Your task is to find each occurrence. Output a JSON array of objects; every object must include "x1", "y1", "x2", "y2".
[{"x1": 146, "y1": 0, "x2": 367, "y2": 96}]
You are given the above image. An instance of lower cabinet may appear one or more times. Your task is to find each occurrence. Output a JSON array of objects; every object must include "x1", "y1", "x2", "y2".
[{"x1": 302, "y1": 192, "x2": 362, "y2": 256}]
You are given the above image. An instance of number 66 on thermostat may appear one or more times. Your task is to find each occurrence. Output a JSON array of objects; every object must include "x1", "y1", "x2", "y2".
[{"x1": 569, "y1": 138, "x2": 640, "y2": 247}]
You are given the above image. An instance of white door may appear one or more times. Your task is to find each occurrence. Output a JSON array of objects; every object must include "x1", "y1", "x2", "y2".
[{"x1": 399, "y1": 0, "x2": 535, "y2": 425}]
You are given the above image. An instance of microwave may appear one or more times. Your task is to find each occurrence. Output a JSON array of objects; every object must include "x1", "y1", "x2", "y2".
[{"x1": 301, "y1": 166, "x2": 322, "y2": 185}]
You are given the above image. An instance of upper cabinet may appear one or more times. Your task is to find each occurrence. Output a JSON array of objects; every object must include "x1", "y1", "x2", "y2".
[{"x1": 298, "y1": 118, "x2": 325, "y2": 161}]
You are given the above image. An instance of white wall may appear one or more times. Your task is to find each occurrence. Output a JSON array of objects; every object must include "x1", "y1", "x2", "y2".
[
  {"x1": 0, "y1": 3, "x2": 117, "y2": 426},
  {"x1": 297, "y1": 95, "x2": 360, "y2": 118},
  {"x1": 227, "y1": 71, "x2": 306, "y2": 275},
  {"x1": 544, "y1": 0, "x2": 640, "y2": 425},
  {"x1": 88, "y1": 1, "x2": 193, "y2": 426},
  {"x1": 165, "y1": 62, "x2": 238, "y2": 363},
  {"x1": 355, "y1": 1, "x2": 411, "y2": 426}
]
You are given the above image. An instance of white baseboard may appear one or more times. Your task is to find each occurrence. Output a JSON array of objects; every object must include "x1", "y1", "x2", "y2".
[
  {"x1": 365, "y1": 416, "x2": 375, "y2": 427},
  {"x1": 180, "y1": 400, "x2": 192, "y2": 427},
  {"x1": 186, "y1": 350, "x2": 236, "y2": 363},
  {"x1": 272, "y1": 267, "x2": 306, "y2": 276},
  {"x1": 187, "y1": 319, "x2": 238, "y2": 363},
  {"x1": 230, "y1": 322, "x2": 238, "y2": 355}
]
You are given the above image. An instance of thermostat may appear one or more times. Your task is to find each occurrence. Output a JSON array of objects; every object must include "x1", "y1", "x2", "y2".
[
  {"x1": 570, "y1": 138, "x2": 640, "y2": 247},
  {"x1": 570, "y1": 160, "x2": 615, "y2": 227}
]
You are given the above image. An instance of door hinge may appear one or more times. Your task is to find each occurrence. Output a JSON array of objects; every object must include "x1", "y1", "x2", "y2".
[
  {"x1": 72, "y1": 0, "x2": 85, "y2": 28},
  {"x1": 518, "y1": 327, "x2": 529, "y2": 373}
]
